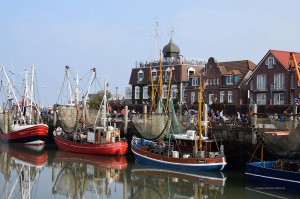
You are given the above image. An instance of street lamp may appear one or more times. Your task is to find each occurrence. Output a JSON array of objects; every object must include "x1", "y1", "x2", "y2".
[
  {"x1": 116, "y1": 86, "x2": 118, "y2": 101},
  {"x1": 42, "y1": 86, "x2": 46, "y2": 108},
  {"x1": 270, "y1": 84, "x2": 274, "y2": 105}
]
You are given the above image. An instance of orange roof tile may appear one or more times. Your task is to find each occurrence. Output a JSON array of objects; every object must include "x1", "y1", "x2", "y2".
[{"x1": 270, "y1": 50, "x2": 300, "y2": 69}]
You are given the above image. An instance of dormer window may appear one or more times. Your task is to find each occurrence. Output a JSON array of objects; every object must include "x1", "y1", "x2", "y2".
[
  {"x1": 137, "y1": 70, "x2": 144, "y2": 82},
  {"x1": 188, "y1": 67, "x2": 195, "y2": 76},
  {"x1": 265, "y1": 56, "x2": 276, "y2": 69},
  {"x1": 152, "y1": 69, "x2": 157, "y2": 81},
  {"x1": 226, "y1": 75, "x2": 233, "y2": 85}
]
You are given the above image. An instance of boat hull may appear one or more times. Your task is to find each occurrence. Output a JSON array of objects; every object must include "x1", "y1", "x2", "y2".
[
  {"x1": 0, "y1": 124, "x2": 49, "y2": 145},
  {"x1": 131, "y1": 138, "x2": 226, "y2": 171},
  {"x1": 53, "y1": 150, "x2": 128, "y2": 170},
  {"x1": 245, "y1": 161, "x2": 300, "y2": 190},
  {"x1": 54, "y1": 136, "x2": 128, "y2": 155},
  {"x1": 132, "y1": 162, "x2": 226, "y2": 186}
]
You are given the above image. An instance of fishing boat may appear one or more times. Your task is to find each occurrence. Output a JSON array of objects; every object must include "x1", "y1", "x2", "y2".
[
  {"x1": 245, "y1": 140, "x2": 300, "y2": 191},
  {"x1": 245, "y1": 160, "x2": 300, "y2": 191},
  {"x1": 0, "y1": 65, "x2": 49, "y2": 145},
  {"x1": 53, "y1": 150, "x2": 128, "y2": 170},
  {"x1": 131, "y1": 162, "x2": 226, "y2": 199},
  {"x1": 53, "y1": 66, "x2": 128, "y2": 155},
  {"x1": 131, "y1": 55, "x2": 226, "y2": 170},
  {"x1": 52, "y1": 150, "x2": 127, "y2": 198},
  {"x1": 0, "y1": 143, "x2": 47, "y2": 199}
]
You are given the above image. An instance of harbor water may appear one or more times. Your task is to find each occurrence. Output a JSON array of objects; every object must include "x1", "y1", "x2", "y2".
[{"x1": 0, "y1": 144, "x2": 299, "y2": 199}]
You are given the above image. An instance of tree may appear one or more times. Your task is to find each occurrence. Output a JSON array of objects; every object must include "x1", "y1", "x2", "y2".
[{"x1": 88, "y1": 90, "x2": 112, "y2": 109}]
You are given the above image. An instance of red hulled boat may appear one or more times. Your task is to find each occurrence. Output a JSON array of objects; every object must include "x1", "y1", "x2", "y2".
[{"x1": 53, "y1": 67, "x2": 128, "y2": 155}]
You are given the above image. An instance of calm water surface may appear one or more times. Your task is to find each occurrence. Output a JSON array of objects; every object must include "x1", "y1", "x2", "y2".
[{"x1": 0, "y1": 144, "x2": 298, "y2": 199}]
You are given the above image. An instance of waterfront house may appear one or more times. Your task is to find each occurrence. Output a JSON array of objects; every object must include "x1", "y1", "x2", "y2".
[
  {"x1": 128, "y1": 38, "x2": 206, "y2": 109},
  {"x1": 197, "y1": 57, "x2": 256, "y2": 113},
  {"x1": 248, "y1": 50, "x2": 300, "y2": 108}
]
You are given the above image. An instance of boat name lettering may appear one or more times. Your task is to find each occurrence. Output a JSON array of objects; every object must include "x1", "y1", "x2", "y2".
[{"x1": 198, "y1": 160, "x2": 206, "y2": 163}]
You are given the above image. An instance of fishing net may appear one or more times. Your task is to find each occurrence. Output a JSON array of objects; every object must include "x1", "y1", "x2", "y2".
[
  {"x1": 132, "y1": 99, "x2": 169, "y2": 140},
  {"x1": 57, "y1": 105, "x2": 78, "y2": 134},
  {"x1": 0, "y1": 112, "x2": 9, "y2": 134},
  {"x1": 256, "y1": 118, "x2": 300, "y2": 158}
]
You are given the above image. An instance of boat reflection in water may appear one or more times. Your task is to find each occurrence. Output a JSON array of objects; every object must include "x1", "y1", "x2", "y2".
[
  {"x1": 52, "y1": 151, "x2": 128, "y2": 198},
  {"x1": 0, "y1": 143, "x2": 48, "y2": 199},
  {"x1": 131, "y1": 163, "x2": 226, "y2": 199}
]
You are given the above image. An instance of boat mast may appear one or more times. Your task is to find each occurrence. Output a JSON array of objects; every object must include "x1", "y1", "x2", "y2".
[
  {"x1": 1, "y1": 66, "x2": 22, "y2": 115},
  {"x1": 83, "y1": 68, "x2": 96, "y2": 105},
  {"x1": 153, "y1": 18, "x2": 161, "y2": 61},
  {"x1": 29, "y1": 65, "x2": 35, "y2": 124},
  {"x1": 165, "y1": 67, "x2": 173, "y2": 112},
  {"x1": 103, "y1": 81, "x2": 107, "y2": 129},
  {"x1": 65, "y1": 66, "x2": 74, "y2": 104},
  {"x1": 149, "y1": 65, "x2": 156, "y2": 112},
  {"x1": 158, "y1": 50, "x2": 163, "y2": 100},
  {"x1": 75, "y1": 68, "x2": 79, "y2": 105},
  {"x1": 198, "y1": 72, "x2": 203, "y2": 151}
]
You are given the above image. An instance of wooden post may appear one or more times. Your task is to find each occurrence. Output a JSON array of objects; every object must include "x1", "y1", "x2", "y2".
[
  {"x1": 251, "y1": 104, "x2": 257, "y2": 145},
  {"x1": 293, "y1": 105, "x2": 298, "y2": 121},
  {"x1": 124, "y1": 106, "x2": 128, "y2": 135},
  {"x1": 143, "y1": 105, "x2": 147, "y2": 124},
  {"x1": 53, "y1": 104, "x2": 57, "y2": 126}
]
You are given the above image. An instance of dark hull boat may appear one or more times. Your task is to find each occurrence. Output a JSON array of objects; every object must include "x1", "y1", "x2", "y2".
[{"x1": 245, "y1": 160, "x2": 300, "y2": 190}]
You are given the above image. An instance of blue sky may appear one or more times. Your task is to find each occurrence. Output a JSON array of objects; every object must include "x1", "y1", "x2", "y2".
[{"x1": 1, "y1": 0, "x2": 300, "y2": 106}]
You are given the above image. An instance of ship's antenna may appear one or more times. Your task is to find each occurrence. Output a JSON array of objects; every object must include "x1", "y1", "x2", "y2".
[{"x1": 153, "y1": 17, "x2": 161, "y2": 61}]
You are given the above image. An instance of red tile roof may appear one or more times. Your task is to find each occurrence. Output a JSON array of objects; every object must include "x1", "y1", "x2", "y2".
[{"x1": 270, "y1": 50, "x2": 300, "y2": 69}]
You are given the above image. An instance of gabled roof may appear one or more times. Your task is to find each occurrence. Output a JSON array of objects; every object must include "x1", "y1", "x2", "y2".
[
  {"x1": 219, "y1": 60, "x2": 256, "y2": 73},
  {"x1": 270, "y1": 50, "x2": 300, "y2": 69}
]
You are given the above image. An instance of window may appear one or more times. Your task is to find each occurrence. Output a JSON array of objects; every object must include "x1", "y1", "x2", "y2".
[
  {"x1": 125, "y1": 87, "x2": 132, "y2": 99},
  {"x1": 216, "y1": 78, "x2": 219, "y2": 85},
  {"x1": 143, "y1": 86, "x2": 148, "y2": 99},
  {"x1": 213, "y1": 79, "x2": 216, "y2": 85},
  {"x1": 220, "y1": 91, "x2": 224, "y2": 103},
  {"x1": 192, "y1": 78, "x2": 198, "y2": 86},
  {"x1": 274, "y1": 93, "x2": 284, "y2": 105},
  {"x1": 135, "y1": 86, "x2": 140, "y2": 99},
  {"x1": 265, "y1": 56, "x2": 276, "y2": 69},
  {"x1": 274, "y1": 73, "x2": 285, "y2": 89},
  {"x1": 171, "y1": 85, "x2": 178, "y2": 99},
  {"x1": 257, "y1": 93, "x2": 267, "y2": 105},
  {"x1": 152, "y1": 69, "x2": 157, "y2": 81},
  {"x1": 257, "y1": 74, "x2": 267, "y2": 90},
  {"x1": 226, "y1": 76, "x2": 233, "y2": 85},
  {"x1": 188, "y1": 67, "x2": 195, "y2": 76},
  {"x1": 191, "y1": 92, "x2": 195, "y2": 104},
  {"x1": 137, "y1": 70, "x2": 144, "y2": 82},
  {"x1": 209, "y1": 94, "x2": 214, "y2": 105},
  {"x1": 162, "y1": 85, "x2": 168, "y2": 99},
  {"x1": 165, "y1": 67, "x2": 171, "y2": 82},
  {"x1": 228, "y1": 91, "x2": 233, "y2": 103}
]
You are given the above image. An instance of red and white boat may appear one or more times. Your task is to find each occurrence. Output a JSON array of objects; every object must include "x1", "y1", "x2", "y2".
[
  {"x1": 0, "y1": 123, "x2": 48, "y2": 145},
  {"x1": 53, "y1": 67, "x2": 128, "y2": 155},
  {"x1": 54, "y1": 133, "x2": 128, "y2": 155},
  {"x1": 53, "y1": 150, "x2": 128, "y2": 170},
  {"x1": 0, "y1": 65, "x2": 49, "y2": 145}
]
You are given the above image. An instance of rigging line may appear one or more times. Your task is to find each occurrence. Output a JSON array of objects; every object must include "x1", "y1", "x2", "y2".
[{"x1": 56, "y1": 76, "x2": 68, "y2": 104}]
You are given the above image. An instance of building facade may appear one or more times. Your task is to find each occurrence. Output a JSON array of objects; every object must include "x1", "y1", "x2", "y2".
[
  {"x1": 129, "y1": 39, "x2": 206, "y2": 107},
  {"x1": 198, "y1": 57, "x2": 256, "y2": 111},
  {"x1": 248, "y1": 50, "x2": 300, "y2": 106}
]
